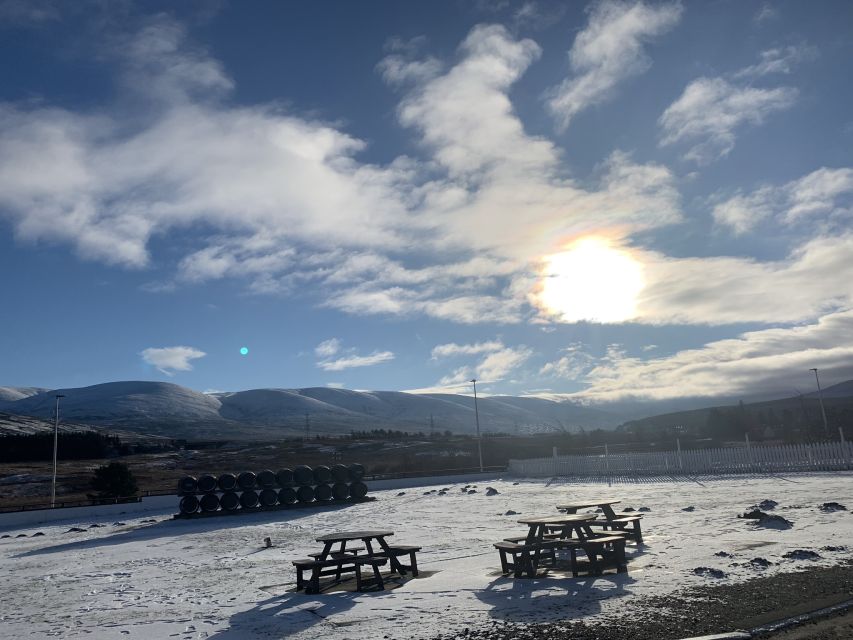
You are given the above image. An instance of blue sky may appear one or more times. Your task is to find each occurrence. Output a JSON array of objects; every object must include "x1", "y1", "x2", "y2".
[{"x1": 1, "y1": 0, "x2": 852, "y2": 402}]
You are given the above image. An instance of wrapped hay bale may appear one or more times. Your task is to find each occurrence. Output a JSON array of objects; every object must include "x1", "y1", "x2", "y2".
[{"x1": 217, "y1": 473, "x2": 237, "y2": 491}]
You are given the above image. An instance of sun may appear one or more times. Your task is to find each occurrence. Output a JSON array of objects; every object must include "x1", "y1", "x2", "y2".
[{"x1": 537, "y1": 237, "x2": 644, "y2": 323}]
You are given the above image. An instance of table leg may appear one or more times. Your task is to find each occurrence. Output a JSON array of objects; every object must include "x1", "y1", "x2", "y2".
[
  {"x1": 308, "y1": 541, "x2": 335, "y2": 593},
  {"x1": 334, "y1": 541, "x2": 347, "y2": 581},
  {"x1": 531, "y1": 525, "x2": 545, "y2": 570},
  {"x1": 576, "y1": 525, "x2": 594, "y2": 541},
  {"x1": 375, "y1": 536, "x2": 406, "y2": 575}
]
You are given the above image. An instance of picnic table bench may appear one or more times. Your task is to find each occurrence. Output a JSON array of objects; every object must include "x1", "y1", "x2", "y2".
[
  {"x1": 494, "y1": 540, "x2": 558, "y2": 577},
  {"x1": 293, "y1": 555, "x2": 388, "y2": 593}
]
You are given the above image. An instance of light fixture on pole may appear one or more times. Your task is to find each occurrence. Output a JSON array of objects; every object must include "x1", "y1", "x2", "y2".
[
  {"x1": 809, "y1": 368, "x2": 829, "y2": 437},
  {"x1": 471, "y1": 379, "x2": 484, "y2": 473},
  {"x1": 51, "y1": 393, "x2": 65, "y2": 508}
]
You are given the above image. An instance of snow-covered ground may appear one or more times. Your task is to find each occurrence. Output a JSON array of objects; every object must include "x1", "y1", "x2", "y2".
[{"x1": 1, "y1": 473, "x2": 851, "y2": 639}]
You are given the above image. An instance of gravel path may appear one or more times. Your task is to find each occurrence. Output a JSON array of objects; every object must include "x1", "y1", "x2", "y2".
[{"x1": 432, "y1": 562, "x2": 853, "y2": 640}]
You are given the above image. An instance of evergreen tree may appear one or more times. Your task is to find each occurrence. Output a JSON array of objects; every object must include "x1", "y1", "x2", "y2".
[{"x1": 91, "y1": 462, "x2": 138, "y2": 498}]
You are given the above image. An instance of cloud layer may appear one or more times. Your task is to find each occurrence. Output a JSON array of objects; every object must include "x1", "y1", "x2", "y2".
[{"x1": 573, "y1": 310, "x2": 853, "y2": 401}]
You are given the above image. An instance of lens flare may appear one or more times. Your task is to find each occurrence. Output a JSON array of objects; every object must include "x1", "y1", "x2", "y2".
[
  {"x1": 536, "y1": 237, "x2": 644, "y2": 323},
  {"x1": 240, "y1": 347, "x2": 249, "y2": 356}
]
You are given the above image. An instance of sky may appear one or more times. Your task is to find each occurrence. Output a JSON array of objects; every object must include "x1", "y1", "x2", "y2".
[{"x1": 1, "y1": 0, "x2": 852, "y2": 404}]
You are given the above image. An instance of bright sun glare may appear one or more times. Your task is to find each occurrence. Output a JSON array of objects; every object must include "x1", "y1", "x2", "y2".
[{"x1": 538, "y1": 237, "x2": 644, "y2": 323}]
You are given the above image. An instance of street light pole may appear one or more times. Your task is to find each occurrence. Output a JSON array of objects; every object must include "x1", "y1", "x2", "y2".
[
  {"x1": 51, "y1": 393, "x2": 65, "y2": 508},
  {"x1": 809, "y1": 368, "x2": 829, "y2": 438},
  {"x1": 471, "y1": 379, "x2": 483, "y2": 472}
]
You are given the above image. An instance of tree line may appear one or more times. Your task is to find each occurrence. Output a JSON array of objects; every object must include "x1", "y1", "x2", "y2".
[{"x1": 0, "y1": 431, "x2": 174, "y2": 462}]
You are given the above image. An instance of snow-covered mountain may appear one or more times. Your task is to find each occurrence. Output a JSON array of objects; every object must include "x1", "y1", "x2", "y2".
[
  {"x1": 0, "y1": 387, "x2": 46, "y2": 403},
  {"x1": 0, "y1": 381, "x2": 621, "y2": 438}
]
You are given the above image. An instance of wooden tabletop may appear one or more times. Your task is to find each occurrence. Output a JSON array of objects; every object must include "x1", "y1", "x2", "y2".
[
  {"x1": 556, "y1": 500, "x2": 621, "y2": 510},
  {"x1": 316, "y1": 530, "x2": 394, "y2": 543},
  {"x1": 517, "y1": 514, "x2": 596, "y2": 526}
]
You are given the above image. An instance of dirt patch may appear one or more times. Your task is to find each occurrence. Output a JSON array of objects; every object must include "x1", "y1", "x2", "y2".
[{"x1": 432, "y1": 562, "x2": 853, "y2": 640}]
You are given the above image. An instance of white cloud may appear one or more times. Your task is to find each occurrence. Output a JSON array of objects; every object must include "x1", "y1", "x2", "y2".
[
  {"x1": 438, "y1": 366, "x2": 476, "y2": 388},
  {"x1": 140, "y1": 346, "x2": 206, "y2": 376},
  {"x1": 314, "y1": 338, "x2": 341, "y2": 358},
  {"x1": 317, "y1": 351, "x2": 395, "y2": 372},
  {"x1": 733, "y1": 44, "x2": 818, "y2": 80},
  {"x1": 0, "y1": 0, "x2": 60, "y2": 25},
  {"x1": 713, "y1": 167, "x2": 853, "y2": 234},
  {"x1": 574, "y1": 310, "x2": 853, "y2": 401},
  {"x1": 431, "y1": 340, "x2": 505, "y2": 359},
  {"x1": 0, "y1": 20, "x2": 682, "y2": 328},
  {"x1": 376, "y1": 37, "x2": 442, "y2": 86},
  {"x1": 314, "y1": 338, "x2": 394, "y2": 371},
  {"x1": 540, "y1": 343, "x2": 595, "y2": 380},
  {"x1": 786, "y1": 167, "x2": 853, "y2": 223},
  {"x1": 513, "y1": 1, "x2": 566, "y2": 29},
  {"x1": 527, "y1": 233, "x2": 853, "y2": 327},
  {"x1": 711, "y1": 186, "x2": 779, "y2": 235},
  {"x1": 120, "y1": 16, "x2": 234, "y2": 104},
  {"x1": 479, "y1": 345, "x2": 533, "y2": 381},
  {"x1": 6, "y1": 9, "x2": 840, "y2": 335},
  {"x1": 634, "y1": 234, "x2": 853, "y2": 325},
  {"x1": 0, "y1": 17, "x2": 414, "y2": 271},
  {"x1": 659, "y1": 77, "x2": 797, "y2": 164},
  {"x1": 754, "y1": 3, "x2": 779, "y2": 24},
  {"x1": 394, "y1": 24, "x2": 546, "y2": 179},
  {"x1": 546, "y1": 0, "x2": 682, "y2": 131},
  {"x1": 424, "y1": 339, "x2": 532, "y2": 391}
]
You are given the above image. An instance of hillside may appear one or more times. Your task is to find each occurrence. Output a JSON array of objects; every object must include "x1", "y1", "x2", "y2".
[
  {"x1": 618, "y1": 380, "x2": 853, "y2": 438},
  {"x1": 0, "y1": 380, "x2": 621, "y2": 439},
  {"x1": 0, "y1": 387, "x2": 46, "y2": 403}
]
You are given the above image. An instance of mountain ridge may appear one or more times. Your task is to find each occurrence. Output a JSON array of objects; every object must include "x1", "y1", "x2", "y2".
[
  {"x1": 0, "y1": 381, "x2": 621, "y2": 439},
  {"x1": 3, "y1": 380, "x2": 851, "y2": 440}
]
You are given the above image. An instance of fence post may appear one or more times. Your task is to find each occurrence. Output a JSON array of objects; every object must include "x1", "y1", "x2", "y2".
[
  {"x1": 552, "y1": 446, "x2": 558, "y2": 477},
  {"x1": 677, "y1": 438, "x2": 683, "y2": 473},
  {"x1": 840, "y1": 427, "x2": 851, "y2": 470},
  {"x1": 745, "y1": 432, "x2": 755, "y2": 473}
]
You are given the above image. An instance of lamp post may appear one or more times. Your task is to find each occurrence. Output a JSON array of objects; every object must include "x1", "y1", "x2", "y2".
[
  {"x1": 51, "y1": 393, "x2": 65, "y2": 508},
  {"x1": 470, "y1": 379, "x2": 483, "y2": 472},
  {"x1": 809, "y1": 368, "x2": 829, "y2": 438}
]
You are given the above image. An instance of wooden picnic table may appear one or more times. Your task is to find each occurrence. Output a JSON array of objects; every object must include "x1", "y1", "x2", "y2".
[
  {"x1": 509, "y1": 514, "x2": 598, "y2": 571},
  {"x1": 556, "y1": 499, "x2": 622, "y2": 520},
  {"x1": 295, "y1": 530, "x2": 422, "y2": 594},
  {"x1": 517, "y1": 514, "x2": 598, "y2": 544},
  {"x1": 315, "y1": 530, "x2": 407, "y2": 575},
  {"x1": 556, "y1": 499, "x2": 644, "y2": 544}
]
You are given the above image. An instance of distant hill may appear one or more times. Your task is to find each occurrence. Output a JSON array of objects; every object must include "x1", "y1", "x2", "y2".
[
  {"x1": 0, "y1": 412, "x2": 95, "y2": 436},
  {"x1": 0, "y1": 380, "x2": 621, "y2": 439},
  {"x1": 0, "y1": 387, "x2": 46, "y2": 403},
  {"x1": 618, "y1": 380, "x2": 853, "y2": 437}
]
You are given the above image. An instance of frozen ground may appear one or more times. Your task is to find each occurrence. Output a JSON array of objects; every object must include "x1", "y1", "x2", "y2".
[{"x1": 1, "y1": 473, "x2": 851, "y2": 640}]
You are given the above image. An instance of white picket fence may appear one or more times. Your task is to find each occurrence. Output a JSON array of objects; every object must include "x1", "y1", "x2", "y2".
[{"x1": 508, "y1": 440, "x2": 853, "y2": 477}]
